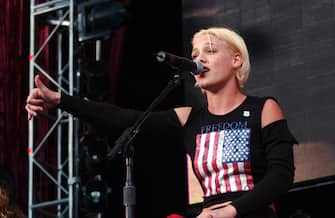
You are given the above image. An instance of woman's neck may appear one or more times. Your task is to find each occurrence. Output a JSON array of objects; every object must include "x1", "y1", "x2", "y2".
[{"x1": 206, "y1": 87, "x2": 246, "y2": 115}]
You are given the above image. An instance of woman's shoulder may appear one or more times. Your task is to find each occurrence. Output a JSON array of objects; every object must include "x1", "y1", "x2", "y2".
[
  {"x1": 246, "y1": 95, "x2": 278, "y2": 105},
  {"x1": 174, "y1": 105, "x2": 207, "y2": 127},
  {"x1": 246, "y1": 95, "x2": 282, "y2": 113},
  {"x1": 245, "y1": 95, "x2": 284, "y2": 127}
]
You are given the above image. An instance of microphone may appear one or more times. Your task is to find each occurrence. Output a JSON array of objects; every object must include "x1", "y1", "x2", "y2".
[{"x1": 155, "y1": 51, "x2": 204, "y2": 75}]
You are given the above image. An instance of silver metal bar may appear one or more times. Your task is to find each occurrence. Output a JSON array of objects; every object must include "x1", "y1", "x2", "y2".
[
  {"x1": 33, "y1": 0, "x2": 69, "y2": 15},
  {"x1": 33, "y1": 10, "x2": 69, "y2": 60},
  {"x1": 33, "y1": 63, "x2": 69, "y2": 94},
  {"x1": 28, "y1": 0, "x2": 36, "y2": 217},
  {"x1": 28, "y1": 0, "x2": 77, "y2": 217},
  {"x1": 57, "y1": 22, "x2": 64, "y2": 217},
  {"x1": 32, "y1": 113, "x2": 65, "y2": 156},
  {"x1": 68, "y1": 1, "x2": 75, "y2": 217},
  {"x1": 31, "y1": 198, "x2": 69, "y2": 209},
  {"x1": 33, "y1": 159, "x2": 69, "y2": 194}
]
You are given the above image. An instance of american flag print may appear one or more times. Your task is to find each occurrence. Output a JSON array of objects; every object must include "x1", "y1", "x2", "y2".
[{"x1": 193, "y1": 124, "x2": 254, "y2": 197}]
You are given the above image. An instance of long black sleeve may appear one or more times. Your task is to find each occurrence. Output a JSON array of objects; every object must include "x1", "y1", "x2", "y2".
[
  {"x1": 58, "y1": 93, "x2": 182, "y2": 134},
  {"x1": 231, "y1": 119, "x2": 297, "y2": 216}
]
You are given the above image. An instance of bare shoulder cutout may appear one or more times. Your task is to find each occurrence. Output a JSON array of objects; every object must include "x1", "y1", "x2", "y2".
[{"x1": 174, "y1": 107, "x2": 192, "y2": 126}]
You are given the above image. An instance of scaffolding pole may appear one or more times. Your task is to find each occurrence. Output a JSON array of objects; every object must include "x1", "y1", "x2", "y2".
[{"x1": 28, "y1": 0, "x2": 79, "y2": 217}]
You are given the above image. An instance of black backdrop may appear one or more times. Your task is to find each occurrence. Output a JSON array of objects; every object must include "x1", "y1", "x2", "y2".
[{"x1": 106, "y1": 0, "x2": 188, "y2": 217}]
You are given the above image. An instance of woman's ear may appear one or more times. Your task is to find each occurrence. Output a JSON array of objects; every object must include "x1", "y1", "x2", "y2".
[{"x1": 232, "y1": 53, "x2": 242, "y2": 68}]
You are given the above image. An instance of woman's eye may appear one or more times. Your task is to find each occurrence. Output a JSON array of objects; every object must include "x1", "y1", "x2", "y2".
[{"x1": 207, "y1": 49, "x2": 216, "y2": 54}]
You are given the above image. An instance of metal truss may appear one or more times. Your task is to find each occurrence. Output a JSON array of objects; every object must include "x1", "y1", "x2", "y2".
[{"x1": 28, "y1": 0, "x2": 79, "y2": 217}]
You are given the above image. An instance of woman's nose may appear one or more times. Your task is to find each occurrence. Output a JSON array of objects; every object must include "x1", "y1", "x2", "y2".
[{"x1": 195, "y1": 53, "x2": 206, "y2": 63}]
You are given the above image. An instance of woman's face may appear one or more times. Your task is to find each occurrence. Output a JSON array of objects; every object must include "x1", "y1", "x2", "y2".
[{"x1": 191, "y1": 33, "x2": 241, "y2": 92}]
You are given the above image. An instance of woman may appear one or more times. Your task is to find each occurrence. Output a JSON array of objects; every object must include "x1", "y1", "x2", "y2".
[{"x1": 26, "y1": 27, "x2": 297, "y2": 218}]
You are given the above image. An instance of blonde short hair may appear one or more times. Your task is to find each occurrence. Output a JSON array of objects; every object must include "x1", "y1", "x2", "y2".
[{"x1": 192, "y1": 27, "x2": 250, "y2": 87}]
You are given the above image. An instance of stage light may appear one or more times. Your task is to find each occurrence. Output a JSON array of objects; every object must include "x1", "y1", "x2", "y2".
[
  {"x1": 80, "y1": 174, "x2": 112, "y2": 215},
  {"x1": 78, "y1": 0, "x2": 128, "y2": 42},
  {"x1": 80, "y1": 60, "x2": 110, "y2": 101},
  {"x1": 79, "y1": 132, "x2": 113, "y2": 216},
  {"x1": 45, "y1": 1, "x2": 128, "y2": 42}
]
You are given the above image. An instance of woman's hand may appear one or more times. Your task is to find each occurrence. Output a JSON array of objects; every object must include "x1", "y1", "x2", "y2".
[
  {"x1": 25, "y1": 75, "x2": 61, "y2": 120},
  {"x1": 196, "y1": 202, "x2": 237, "y2": 218}
]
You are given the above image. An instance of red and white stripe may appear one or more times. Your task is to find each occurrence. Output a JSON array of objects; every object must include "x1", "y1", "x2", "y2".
[{"x1": 193, "y1": 130, "x2": 254, "y2": 197}]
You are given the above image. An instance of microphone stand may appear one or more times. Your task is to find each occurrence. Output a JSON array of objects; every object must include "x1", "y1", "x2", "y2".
[{"x1": 106, "y1": 72, "x2": 185, "y2": 218}]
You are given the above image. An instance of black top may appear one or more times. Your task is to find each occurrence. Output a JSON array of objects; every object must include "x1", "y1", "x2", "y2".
[
  {"x1": 183, "y1": 96, "x2": 297, "y2": 216},
  {"x1": 59, "y1": 94, "x2": 297, "y2": 217}
]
